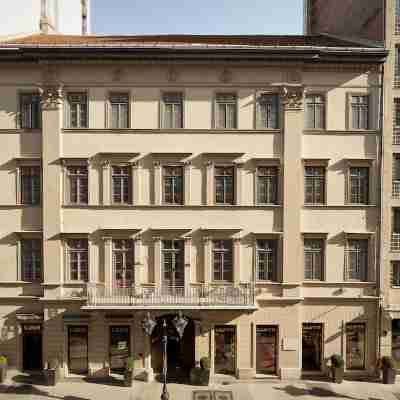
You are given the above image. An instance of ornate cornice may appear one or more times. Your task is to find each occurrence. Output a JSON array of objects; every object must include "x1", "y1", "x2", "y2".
[
  {"x1": 280, "y1": 85, "x2": 305, "y2": 111},
  {"x1": 38, "y1": 84, "x2": 64, "y2": 110}
]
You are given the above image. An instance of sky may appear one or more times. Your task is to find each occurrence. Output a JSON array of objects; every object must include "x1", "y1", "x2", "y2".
[{"x1": 91, "y1": 0, "x2": 304, "y2": 36}]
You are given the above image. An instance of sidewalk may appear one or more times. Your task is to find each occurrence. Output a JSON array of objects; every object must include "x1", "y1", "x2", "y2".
[{"x1": 1, "y1": 373, "x2": 400, "y2": 400}]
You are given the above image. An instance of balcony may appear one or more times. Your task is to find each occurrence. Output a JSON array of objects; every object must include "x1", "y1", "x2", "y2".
[{"x1": 83, "y1": 283, "x2": 256, "y2": 310}]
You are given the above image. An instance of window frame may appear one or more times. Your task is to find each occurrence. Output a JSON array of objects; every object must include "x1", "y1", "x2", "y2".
[
  {"x1": 255, "y1": 92, "x2": 280, "y2": 130},
  {"x1": 111, "y1": 163, "x2": 132, "y2": 205},
  {"x1": 212, "y1": 239, "x2": 233, "y2": 282},
  {"x1": 162, "y1": 164, "x2": 184, "y2": 205},
  {"x1": 162, "y1": 239, "x2": 185, "y2": 287},
  {"x1": 160, "y1": 91, "x2": 184, "y2": 129},
  {"x1": 65, "y1": 238, "x2": 89, "y2": 282},
  {"x1": 19, "y1": 92, "x2": 41, "y2": 129},
  {"x1": 108, "y1": 92, "x2": 130, "y2": 129},
  {"x1": 348, "y1": 93, "x2": 370, "y2": 130},
  {"x1": 20, "y1": 237, "x2": 42, "y2": 283},
  {"x1": 347, "y1": 165, "x2": 370, "y2": 205},
  {"x1": 255, "y1": 238, "x2": 278, "y2": 282},
  {"x1": 392, "y1": 262, "x2": 400, "y2": 288},
  {"x1": 214, "y1": 92, "x2": 238, "y2": 130},
  {"x1": 19, "y1": 165, "x2": 41, "y2": 206},
  {"x1": 214, "y1": 164, "x2": 236, "y2": 205},
  {"x1": 303, "y1": 237, "x2": 325, "y2": 281},
  {"x1": 112, "y1": 238, "x2": 134, "y2": 288},
  {"x1": 255, "y1": 165, "x2": 279, "y2": 205},
  {"x1": 303, "y1": 165, "x2": 326, "y2": 205},
  {"x1": 345, "y1": 237, "x2": 369, "y2": 282},
  {"x1": 65, "y1": 91, "x2": 89, "y2": 129},
  {"x1": 305, "y1": 93, "x2": 326, "y2": 130},
  {"x1": 63, "y1": 162, "x2": 89, "y2": 205}
]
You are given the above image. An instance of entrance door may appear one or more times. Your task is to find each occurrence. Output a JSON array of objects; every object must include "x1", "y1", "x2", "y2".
[
  {"x1": 110, "y1": 326, "x2": 130, "y2": 373},
  {"x1": 22, "y1": 324, "x2": 42, "y2": 371},
  {"x1": 256, "y1": 326, "x2": 278, "y2": 374},
  {"x1": 214, "y1": 326, "x2": 236, "y2": 375},
  {"x1": 68, "y1": 326, "x2": 88, "y2": 375},
  {"x1": 302, "y1": 323, "x2": 323, "y2": 371}
]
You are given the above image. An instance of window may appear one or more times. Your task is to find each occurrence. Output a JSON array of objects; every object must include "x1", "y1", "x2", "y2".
[
  {"x1": 346, "y1": 239, "x2": 368, "y2": 281},
  {"x1": 213, "y1": 240, "x2": 233, "y2": 281},
  {"x1": 396, "y1": 47, "x2": 400, "y2": 87},
  {"x1": 304, "y1": 166, "x2": 325, "y2": 205},
  {"x1": 20, "y1": 93, "x2": 40, "y2": 129},
  {"x1": 113, "y1": 239, "x2": 134, "y2": 288},
  {"x1": 162, "y1": 92, "x2": 183, "y2": 129},
  {"x1": 256, "y1": 239, "x2": 277, "y2": 281},
  {"x1": 396, "y1": 0, "x2": 400, "y2": 35},
  {"x1": 66, "y1": 93, "x2": 88, "y2": 128},
  {"x1": 392, "y1": 262, "x2": 400, "y2": 287},
  {"x1": 20, "y1": 166, "x2": 40, "y2": 205},
  {"x1": 109, "y1": 93, "x2": 129, "y2": 128},
  {"x1": 346, "y1": 323, "x2": 366, "y2": 370},
  {"x1": 162, "y1": 240, "x2": 184, "y2": 287},
  {"x1": 112, "y1": 165, "x2": 131, "y2": 204},
  {"x1": 305, "y1": 94, "x2": 325, "y2": 129},
  {"x1": 257, "y1": 166, "x2": 278, "y2": 204},
  {"x1": 215, "y1": 166, "x2": 234, "y2": 205},
  {"x1": 393, "y1": 154, "x2": 400, "y2": 198},
  {"x1": 67, "y1": 239, "x2": 88, "y2": 281},
  {"x1": 393, "y1": 99, "x2": 400, "y2": 144},
  {"x1": 393, "y1": 209, "x2": 400, "y2": 251},
  {"x1": 349, "y1": 167, "x2": 369, "y2": 205},
  {"x1": 215, "y1": 93, "x2": 237, "y2": 129},
  {"x1": 350, "y1": 95, "x2": 369, "y2": 129},
  {"x1": 163, "y1": 166, "x2": 183, "y2": 205},
  {"x1": 21, "y1": 239, "x2": 41, "y2": 282},
  {"x1": 256, "y1": 93, "x2": 279, "y2": 129},
  {"x1": 66, "y1": 166, "x2": 88, "y2": 204},
  {"x1": 304, "y1": 239, "x2": 324, "y2": 280}
]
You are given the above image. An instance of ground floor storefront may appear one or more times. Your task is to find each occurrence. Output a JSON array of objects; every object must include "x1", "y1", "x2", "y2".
[{"x1": 0, "y1": 299, "x2": 380, "y2": 381}]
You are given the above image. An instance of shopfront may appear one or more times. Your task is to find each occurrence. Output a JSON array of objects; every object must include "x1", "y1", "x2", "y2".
[
  {"x1": 346, "y1": 323, "x2": 366, "y2": 370},
  {"x1": 109, "y1": 326, "x2": 130, "y2": 373},
  {"x1": 256, "y1": 325, "x2": 278, "y2": 374},
  {"x1": 68, "y1": 326, "x2": 88, "y2": 375},
  {"x1": 22, "y1": 324, "x2": 42, "y2": 371},
  {"x1": 302, "y1": 323, "x2": 323, "y2": 371},
  {"x1": 214, "y1": 325, "x2": 236, "y2": 375}
]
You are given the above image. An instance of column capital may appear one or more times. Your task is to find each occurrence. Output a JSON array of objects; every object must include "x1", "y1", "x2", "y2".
[
  {"x1": 38, "y1": 84, "x2": 64, "y2": 110},
  {"x1": 152, "y1": 235, "x2": 162, "y2": 242},
  {"x1": 280, "y1": 85, "x2": 305, "y2": 111},
  {"x1": 203, "y1": 236, "x2": 212, "y2": 243}
]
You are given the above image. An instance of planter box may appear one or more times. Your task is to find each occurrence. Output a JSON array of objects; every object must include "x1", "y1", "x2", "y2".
[
  {"x1": 190, "y1": 367, "x2": 210, "y2": 386},
  {"x1": 124, "y1": 370, "x2": 134, "y2": 387},
  {"x1": 382, "y1": 368, "x2": 396, "y2": 384},
  {"x1": 0, "y1": 366, "x2": 7, "y2": 383},
  {"x1": 331, "y1": 367, "x2": 344, "y2": 384}
]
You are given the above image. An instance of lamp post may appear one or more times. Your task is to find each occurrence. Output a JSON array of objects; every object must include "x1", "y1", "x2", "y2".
[{"x1": 141, "y1": 312, "x2": 188, "y2": 400}]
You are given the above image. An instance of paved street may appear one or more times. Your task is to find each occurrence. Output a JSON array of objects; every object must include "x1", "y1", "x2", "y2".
[{"x1": 1, "y1": 375, "x2": 400, "y2": 400}]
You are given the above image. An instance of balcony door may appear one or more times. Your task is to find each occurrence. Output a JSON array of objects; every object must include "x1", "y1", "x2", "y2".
[
  {"x1": 112, "y1": 239, "x2": 134, "y2": 289},
  {"x1": 162, "y1": 240, "x2": 184, "y2": 291}
]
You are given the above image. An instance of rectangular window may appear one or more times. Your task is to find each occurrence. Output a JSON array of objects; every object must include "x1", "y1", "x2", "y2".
[
  {"x1": 256, "y1": 93, "x2": 279, "y2": 129},
  {"x1": 109, "y1": 93, "x2": 129, "y2": 129},
  {"x1": 396, "y1": 47, "x2": 400, "y2": 87},
  {"x1": 67, "y1": 239, "x2": 88, "y2": 281},
  {"x1": 162, "y1": 92, "x2": 183, "y2": 129},
  {"x1": 256, "y1": 239, "x2": 277, "y2": 281},
  {"x1": 163, "y1": 166, "x2": 183, "y2": 205},
  {"x1": 113, "y1": 239, "x2": 134, "y2": 288},
  {"x1": 304, "y1": 239, "x2": 324, "y2": 281},
  {"x1": 349, "y1": 167, "x2": 369, "y2": 204},
  {"x1": 304, "y1": 166, "x2": 325, "y2": 205},
  {"x1": 66, "y1": 93, "x2": 88, "y2": 128},
  {"x1": 396, "y1": 0, "x2": 400, "y2": 34},
  {"x1": 257, "y1": 166, "x2": 278, "y2": 204},
  {"x1": 20, "y1": 93, "x2": 40, "y2": 129},
  {"x1": 393, "y1": 209, "x2": 400, "y2": 251},
  {"x1": 346, "y1": 239, "x2": 368, "y2": 281},
  {"x1": 112, "y1": 165, "x2": 131, "y2": 204},
  {"x1": 162, "y1": 240, "x2": 184, "y2": 287},
  {"x1": 350, "y1": 95, "x2": 369, "y2": 130},
  {"x1": 20, "y1": 166, "x2": 41, "y2": 205},
  {"x1": 215, "y1": 93, "x2": 237, "y2": 129},
  {"x1": 392, "y1": 262, "x2": 400, "y2": 287},
  {"x1": 346, "y1": 323, "x2": 366, "y2": 370},
  {"x1": 215, "y1": 166, "x2": 234, "y2": 205},
  {"x1": 21, "y1": 239, "x2": 41, "y2": 282},
  {"x1": 305, "y1": 94, "x2": 325, "y2": 129},
  {"x1": 66, "y1": 166, "x2": 88, "y2": 204},
  {"x1": 393, "y1": 154, "x2": 400, "y2": 199},
  {"x1": 213, "y1": 240, "x2": 233, "y2": 282},
  {"x1": 394, "y1": 99, "x2": 400, "y2": 144}
]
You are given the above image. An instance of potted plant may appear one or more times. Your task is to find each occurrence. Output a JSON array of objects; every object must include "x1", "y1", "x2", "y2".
[
  {"x1": 378, "y1": 356, "x2": 396, "y2": 384},
  {"x1": 0, "y1": 356, "x2": 7, "y2": 383},
  {"x1": 44, "y1": 358, "x2": 60, "y2": 386},
  {"x1": 123, "y1": 356, "x2": 134, "y2": 387},
  {"x1": 199, "y1": 357, "x2": 210, "y2": 385},
  {"x1": 330, "y1": 354, "x2": 344, "y2": 383}
]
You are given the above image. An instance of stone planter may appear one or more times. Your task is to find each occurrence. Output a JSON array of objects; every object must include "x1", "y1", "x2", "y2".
[
  {"x1": 0, "y1": 365, "x2": 7, "y2": 383},
  {"x1": 331, "y1": 367, "x2": 344, "y2": 384},
  {"x1": 123, "y1": 370, "x2": 134, "y2": 387},
  {"x1": 382, "y1": 368, "x2": 396, "y2": 384}
]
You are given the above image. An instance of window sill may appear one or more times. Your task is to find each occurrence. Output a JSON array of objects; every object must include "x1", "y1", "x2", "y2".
[
  {"x1": 303, "y1": 204, "x2": 376, "y2": 209},
  {"x1": 255, "y1": 281, "x2": 281, "y2": 285},
  {"x1": 0, "y1": 281, "x2": 41, "y2": 285},
  {"x1": 0, "y1": 129, "x2": 41, "y2": 134},
  {"x1": 63, "y1": 281, "x2": 88, "y2": 286},
  {"x1": 303, "y1": 129, "x2": 378, "y2": 135},
  {"x1": 62, "y1": 204, "x2": 283, "y2": 209},
  {"x1": 302, "y1": 281, "x2": 375, "y2": 286}
]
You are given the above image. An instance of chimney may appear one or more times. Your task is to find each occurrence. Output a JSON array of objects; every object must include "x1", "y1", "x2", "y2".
[{"x1": 82, "y1": 0, "x2": 88, "y2": 35}]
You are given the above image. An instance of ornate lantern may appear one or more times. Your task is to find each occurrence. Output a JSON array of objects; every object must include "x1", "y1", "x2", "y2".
[
  {"x1": 172, "y1": 311, "x2": 188, "y2": 339},
  {"x1": 141, "y1": 312, "x2": 157, "y2": 336}
]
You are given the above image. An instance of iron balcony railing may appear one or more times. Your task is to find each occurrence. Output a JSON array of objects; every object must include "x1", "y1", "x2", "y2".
[
  {"x1": 86, "y1": 283, "x2": 255, "y2": 308},
  {"x1": 393, "y1": 181, "x2": 400, "y2": 199}
]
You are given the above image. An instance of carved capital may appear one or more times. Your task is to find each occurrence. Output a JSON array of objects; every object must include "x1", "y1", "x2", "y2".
[
  {"x1": 101, "y1": 160, "x2": 110, "y2": 169},
  {"x1": 280, "y1": 85, "x2": 305, "y2": 111},
  {"x1": 153, "y1": 161, "x2": 161, "y2": 168},
  {"x1": 38, "y1": 84, "x2": 64, "y2": 110}
]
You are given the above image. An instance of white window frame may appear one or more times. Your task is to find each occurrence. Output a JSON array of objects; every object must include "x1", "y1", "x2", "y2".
[
  {"x1": 214, "y1": 93, "x2": 238, "y2": 129},
  {"x1": 65, "y1": 238, "x2": 89, "y2": 282},
  {"x1": 160, "y1": 92, "x2": 184, "y2": 129},
  {"x1": 305, "y1": 93, "x2": 326, "y2": 130},
  {"x1": 65, "y1": 92, "x2": 88, "y2": 129},
  {"x1": 111, "y1": 164, "x2": 132, "y2": 205},
  {"x1": 345, "y1": 237, "x2": 369, "y2": 282},
  {"x1": 19, "y1": 92, "x2": 41, "y2": 129},
  {"x1": 112, "y1": 238, "x2": 134, "y2": 288},
  {"x1": 392, "y1": 262, "x2": 400, "y2": 288},
  {"x1": 303, "y1": 237, "x2": 325, "y2": 281},
  {"x1": 255, "y1": 239, "x2": 278, "y2": 282},
  {"x1": 214, "y1": 164, "x2": 235, "y2": 205},
  {"x1": 162, "y1": 165, "x2": 184, "y2": 205},
  {"x1": 20, "y1": 237, "x2": 42, "y2": 282},
  {"x1": 348, "y1": 93, "x2": 369, "y2": 130},
  {"x1": 304, "y1": 165, "x2": 326, "y2": 205},
  {"x1": 108, "y1": 92, "x2": 130, "y2": 129},
  {"x1": 212, "y1": 239, "x2": 233, "y2": 282},
  {"x1": 255, "y1": 92, "x2": 279, "y2": 129},
  {"x1": 63, "y1": 162, "x2": 89, "y2": 205}
]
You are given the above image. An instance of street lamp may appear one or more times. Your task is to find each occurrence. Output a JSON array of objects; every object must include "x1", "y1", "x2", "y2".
[{"x1": 141, "y1": 312, "x2": 188, "y2": 400}]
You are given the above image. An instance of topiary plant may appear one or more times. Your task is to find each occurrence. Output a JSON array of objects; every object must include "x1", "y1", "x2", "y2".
[
  {"x1": 380, "y1": 356, "x2": 395, "y2": 369},
  {"x1": 0, "y1": 356, "x2": 7, "y2": 366},
  {"x1": 331, "y1": 354, "x2": 344, "y2": 368},
  {"x1": 200, "y1": 357, "x2": 210, "y2": 370}
]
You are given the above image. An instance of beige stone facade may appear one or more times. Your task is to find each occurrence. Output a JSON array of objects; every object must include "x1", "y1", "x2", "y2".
[{"x1": 0, "y1": 33, "x2": 387, "y2": 381}]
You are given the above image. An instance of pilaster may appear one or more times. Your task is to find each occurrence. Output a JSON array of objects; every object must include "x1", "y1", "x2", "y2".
[
  {"x1": 103, "y1": 236, "x2": 112, "y2": 290},
  {"x1": 205, "y1": 161, "x2": 214, "y2": 205},
  {"x1": 184, "y1": 161, "x2": 192, "y2": 205},
  {"x1": 102, "y1": 160, "x2": 110, "y2": 205},
  {"x1": 203, "y1": 236, "x2": 212, "y2": 283},
  {"x1": 153, "y1": 161, "x2": 162, "y2": 205},
  {"x1": 134, "y1": 234, "x2": 143, "y2": 286},
  {"x1": 153, "y1": 236, "x2": 162, "y2": 286},
  {"x1": 233, "y1": 237, "x2": 241, "y2": 285},
  {"x1": 132, "y1": 161, "x2": 142, "y2": 205},
  {"x1": 184, "y1": 236, "x2": 192, "y2": 289},
  {"x1": 235, "y1": 162, "x2": 244, "y2": 205}
]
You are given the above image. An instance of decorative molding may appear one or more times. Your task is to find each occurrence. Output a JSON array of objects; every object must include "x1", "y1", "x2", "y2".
[
  {"x1": 202, "y1": 236, "x2": 212, "y2": 243},
  {"x1": 285, "y1": 69, "x2": 302, "y2": 84},
  {"x1": 219, "y1": 68, "x2": 233, "y2": 83},
  {"x1": 280, "y1": 85, "x2": 305, "y2": 110},
  {"x1": 153, "y1": 161, "x2": 161, "y2": 168},
  {"x1": 112, "y1": 68, "x2": 125, "y2": 82},
  {"x1": 152, "y1": 236, "x2": 162, "y2": 242},
  {"x1": 184, "y1": 160, "x2": 192, "y2": 167},
  {"x1": 38, "y1": 84, "x2": 64, "y2": 110},
  {"x1": 101, "y1": 160, "x2": 110, "y2": 169},
  {"x1": 166, "y1": 66, "x2": 179, "y2": 82}
]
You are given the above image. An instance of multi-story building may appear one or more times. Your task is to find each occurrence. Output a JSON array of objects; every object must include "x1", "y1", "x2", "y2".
[
  {"x1": 0, "y1": 31, "x2": 387, "y2": 380},
  {"x1": 304, "y1": 0, "x2": 400, "y2": 369}
]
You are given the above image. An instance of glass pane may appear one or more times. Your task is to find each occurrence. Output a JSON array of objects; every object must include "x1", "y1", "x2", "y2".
[{"x1": 346, "y1": 323, "x2": 365, "y2": 370}]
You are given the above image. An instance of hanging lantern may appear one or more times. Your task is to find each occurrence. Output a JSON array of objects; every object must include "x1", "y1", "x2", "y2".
[
  {"x1": 141, "y1": 312, "x2": 157, "y2": 336},
  {"x1": 172, "y1": 311, "x2": 188, "y2": 339}
]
